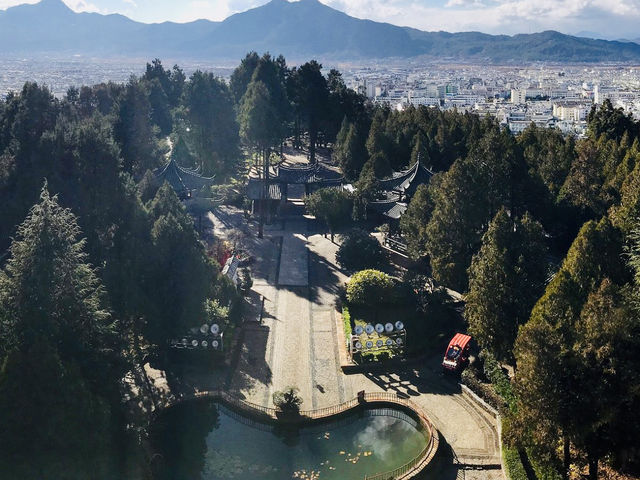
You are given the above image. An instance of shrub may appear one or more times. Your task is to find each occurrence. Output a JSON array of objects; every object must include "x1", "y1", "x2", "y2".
[
  {"x1": 238, "y1": 268, "x2": 253, "y2": 293},
  {"x1": 503, "y1": 446, "x2": 528, "y2": 480},
  {"x1": 336, "y1": 229, "x2": 386, "y2": 271},
  {"x1": 479, "y1": 349, "x2": 516, "y2": 410},
  {"x1": 342, "y1": 306, "x2": 352, "y2": 338},
  {"x1": 460, "y1": 367, "x2": 504, "y2": 411},
  {"x1": 272, "y1": 387, "x2": 303, "y2": 412},
  {"x1": 346, "y1": 269, "x2": 395, "y2": 306}
]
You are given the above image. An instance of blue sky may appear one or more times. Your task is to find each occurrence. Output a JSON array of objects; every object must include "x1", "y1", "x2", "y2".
[{"x1": 2, "y1": 0, "x2": 640, "y2": 38}]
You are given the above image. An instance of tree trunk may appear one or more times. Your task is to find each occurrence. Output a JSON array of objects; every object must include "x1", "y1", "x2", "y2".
[
  {"x1": 562, "y1": 431, "x2": 571, "y2": 480},
  {"x1": 258, "y1": 147, "x2": 269, "y2": 239},
  {"x1": 309, "y1": 121, "x2": 317, "y2": 164},
  {"x1": 588, "y1": 452, "x2": 598, "y2": 480}
]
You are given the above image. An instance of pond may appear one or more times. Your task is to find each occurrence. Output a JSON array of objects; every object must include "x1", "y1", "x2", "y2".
[{"x1": 151, "y1": 399, "x2": 429, "y2": 480}]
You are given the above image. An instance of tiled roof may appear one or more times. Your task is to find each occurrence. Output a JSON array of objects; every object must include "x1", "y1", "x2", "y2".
[
  {"x1": 368, "y1": 199, "x2": 408, "y2": 220},
  {"x1": 155, "y1": 158, "x2": 215, "y2": 195},
  {"x1": 275, "y1": 163, "x2": 343, "y2": 184},
  {"x1": 377, "y1": 159, "x2": 434, "y2": 194}
]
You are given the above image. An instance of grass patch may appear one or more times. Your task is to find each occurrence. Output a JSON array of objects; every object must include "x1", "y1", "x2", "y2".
[{"x1": 350, "y1": 305, "x2": 411, "y2": 360}]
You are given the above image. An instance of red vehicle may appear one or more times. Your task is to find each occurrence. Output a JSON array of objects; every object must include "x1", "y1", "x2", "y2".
[{"x1": 442, "y1": 333, "x2": 472, "y2": 372}]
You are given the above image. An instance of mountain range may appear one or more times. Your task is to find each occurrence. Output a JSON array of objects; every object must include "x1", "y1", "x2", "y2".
[{"x1": 2, "y1": 0, "x2": 640, "y2": 63}]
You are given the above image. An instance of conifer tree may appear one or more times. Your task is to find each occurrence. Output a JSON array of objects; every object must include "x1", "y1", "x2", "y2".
[
  {"x1": 0, "y1": 184, "x2": 124, "y2": 478},
  {"x1": 572, "y1": 279, "x2": 640, "y2": 480},
  {"x1": 400, "y1": 184, "x2": 433, "y2": 260},
  {"x1": 514, "y1": 270, "x2": 583, "y2": 479},
  {"x1": 146, "y1": 183, "x2": 215, "y2": 347},
  {"x1": 466, "y1": 209, "x2": 547, "y2": 361}
]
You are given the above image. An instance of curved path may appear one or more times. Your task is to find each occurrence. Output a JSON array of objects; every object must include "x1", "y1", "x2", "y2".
[{"x1": 208, "y1": 207, "x2": 503, "y2": 480}]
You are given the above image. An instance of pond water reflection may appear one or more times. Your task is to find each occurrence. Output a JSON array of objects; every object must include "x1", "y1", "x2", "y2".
[{"x1": 151, "y1": 399, "x2": 428, "y2": 480}]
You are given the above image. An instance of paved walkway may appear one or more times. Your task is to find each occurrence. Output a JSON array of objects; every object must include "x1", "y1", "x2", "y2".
[{"x1": 208, "y1": 206, "x2": 502, "y2": 480}]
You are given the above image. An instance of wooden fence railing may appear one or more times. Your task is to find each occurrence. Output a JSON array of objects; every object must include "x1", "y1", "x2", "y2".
[{"x1": 173, "y1": 390, "x2": 439, "y2": 480}]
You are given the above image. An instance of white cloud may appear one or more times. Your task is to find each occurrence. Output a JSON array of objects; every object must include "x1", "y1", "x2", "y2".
[
  {"x1": 0, "y1": 0, "x2": 103, "y2": 13},
  {"x1": 172, "y1": 0, "x2": 265, "y2": 22},
  {"x1": 322, "y1": 0, "x2": 640, "y2": 37},
  {"x1": 445, "y1": 0, "x2": 486, "y2": 7},
  {"x1": 64, "y1": 0, "x2": 102, "y2": 13},
  {"x1": 0, "y1": 0, "x2": 37, "y2": 7}
]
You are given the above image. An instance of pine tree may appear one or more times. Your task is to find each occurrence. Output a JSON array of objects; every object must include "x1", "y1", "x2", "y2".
[
  {"x1": 514, "y1": 270, "x2": 583, "y2": 479},
  {"x1": 183, "y1": 70, "x2": 240, "y2": 177},
  {"x1": 0, "y1": 184, "x2": 123, "y2": 478},
  {"x1": 400, "y1": 184, "x2": 433, "y2": 260},
  {"x1": 572, "y1": 279, "x2": 640, "y2": 480},
  {"x1": 146, "y1": 184, "x2": 215, "y2": 347},
  {"x1": 335, "y1": 120, "x2": 368, "y2": 182},
  {"x1": 0, "y1": 184, "x2": 119, "y2": 371},
  {"x1": 611, "y1": 158, "x2": 640, "y2": 234},
  {"x1": 113, "y1": 78, "x2": 160, "y2": 178},
  {"x1": 239, "y1": 80, "x2": 282, "y2": 237},
  {"x1": 465, "y1": 209, "x2": 547, "y2": 361}
]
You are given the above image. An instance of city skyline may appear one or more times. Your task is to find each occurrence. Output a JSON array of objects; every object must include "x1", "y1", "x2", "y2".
[{"x1": 1, "y1": 0, "x2": 640, "y2": 40}]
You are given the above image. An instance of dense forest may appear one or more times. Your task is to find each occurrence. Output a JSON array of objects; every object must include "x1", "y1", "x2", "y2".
[
  {"x1": 1, "y1": 51, "x2": 640, "y2": 480},
  {"x1": 344, "y1": 99, "x2": 640, "y2": 480},
  {"x1": 0, "y1": 53, "x2": 371, "y2": 478}
]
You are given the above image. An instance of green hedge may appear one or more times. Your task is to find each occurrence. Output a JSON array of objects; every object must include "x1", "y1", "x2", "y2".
[
  {"x1": 503, "y1": 446, "x2": 528, "y2": 480},
  {"x1": 342, "y1": 306, "x2": 352, "y2": 339}
]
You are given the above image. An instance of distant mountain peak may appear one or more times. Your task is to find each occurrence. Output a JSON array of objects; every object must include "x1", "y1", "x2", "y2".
[
  {"x1": 36, "y1": 0, "x2": 72, "y2": 11},
  {"x1": 1, "y1": 0, "x2": 640, "y2": 63}
]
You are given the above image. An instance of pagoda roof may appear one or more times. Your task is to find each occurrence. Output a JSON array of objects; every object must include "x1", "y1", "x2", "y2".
[
  {"x1": 368, "y1": 198, "x2": 408, "y2": 220},
  {"x1": 377, "y1": 159, "x2": 434, "y2": 197},
  {"x1": 275, "y1": 162, "x2": 343, "y2": 185},
  {"x1": 155, "y1": 158, "x2": 215, "y2": 196}
]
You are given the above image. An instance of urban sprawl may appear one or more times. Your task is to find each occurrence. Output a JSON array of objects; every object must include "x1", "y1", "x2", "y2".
[
  {"x1": 341, "y1": 63, "x2": 640, "y2": 136},
  {"x1": 3, "y1": 59, "x2": 640, "y2": 137}
]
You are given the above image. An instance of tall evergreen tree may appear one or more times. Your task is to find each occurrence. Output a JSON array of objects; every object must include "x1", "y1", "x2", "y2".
[
  {"x1": 0, "y1": 184, "x2": 125, "y2": 478},
  {"x1": 229, "y1": 51, "x2": 260, "y2": 105},
  {"x1": 290, "y1": 61, "x2": 328, "y2": 163},
  {"x1": 113, "y1": 78, "x2": 160, "y2": 178},
  {"x1": 465, "y1": 209, "x2": 548, "y2": 361},
  {"x1": 400, "y1": 184, "x2": 433, "y2": 259},
  {"x1": 572, "y1": 279, "x2": 640, "y2": 480},
  {"x1": 514, "y1": 270, "x2": 583, "y2": 479},
  {"x1": 239, "y1": 80, "x2": 282, "y2": 237},
  {"x1": 334, "y1": 120, "x2": 368, "y2": 182},
  {"x1": 146, "y1": 184, "x2": 216, "y2": 349},
  {"x1": 183, "y1": 71, "x2": 240, "y2": 178},
  {"x1": 426, "y1": 126, "x2": 523, "y2": 291}
]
